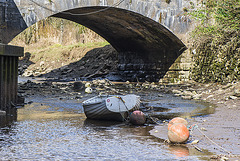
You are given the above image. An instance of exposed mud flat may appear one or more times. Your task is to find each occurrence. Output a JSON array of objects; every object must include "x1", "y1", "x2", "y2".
[
  {"x1": 151, "y1": 81, "x2": 240, "y2": 160},
  {"x1": 14, "y1": 77, "x2": 240, "y2": 160}
]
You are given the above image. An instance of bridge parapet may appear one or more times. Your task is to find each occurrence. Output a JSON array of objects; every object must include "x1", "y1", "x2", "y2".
[{"x1": 1, "y1": 0, "x2": 192, "y2": 44}]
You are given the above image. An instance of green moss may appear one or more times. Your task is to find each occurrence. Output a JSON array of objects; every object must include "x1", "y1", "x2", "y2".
[{"x1": 190, "y1": 0, "x2": 240, "y2": 84}]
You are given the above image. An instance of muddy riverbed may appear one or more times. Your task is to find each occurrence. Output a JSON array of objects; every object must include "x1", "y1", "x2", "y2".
[{"x1": 1, "y1": 78, "x2": 239, "y2": 160}]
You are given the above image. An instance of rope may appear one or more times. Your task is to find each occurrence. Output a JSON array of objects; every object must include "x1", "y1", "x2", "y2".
[
  {"x1": 189, "y1": 124, "x2": 231, "y2": 154},
  {"x1": 29, "y1": 0, "x2": 125, "y2": 16},
  {"x1": 196, "y1": 127, "x2": 232, "y2": 154},
  {"x1": 116, "y1": 96, "x2": 130, "y2": 115},
  {"x1": 147, "y1": 115, "x2": 161, "y2": 125}
]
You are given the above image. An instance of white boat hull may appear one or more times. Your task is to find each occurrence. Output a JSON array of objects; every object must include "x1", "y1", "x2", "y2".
[{"x1": 82, "y1": 94, "x2": 140, "y2": 121}]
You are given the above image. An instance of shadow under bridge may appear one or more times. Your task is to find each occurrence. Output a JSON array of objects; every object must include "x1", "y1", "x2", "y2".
[{"x1": 53, "y1": 6, "x2": 187, "y2": 82}]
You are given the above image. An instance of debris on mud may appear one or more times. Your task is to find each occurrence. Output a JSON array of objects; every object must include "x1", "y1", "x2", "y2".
[{"x1": 19, "y1": 45, "x2": 120, "y2": 81}]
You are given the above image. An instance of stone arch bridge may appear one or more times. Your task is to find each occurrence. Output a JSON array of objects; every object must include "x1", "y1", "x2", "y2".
[{"x1": 0, "y1": 0, "x2": 192, "y2": 82}]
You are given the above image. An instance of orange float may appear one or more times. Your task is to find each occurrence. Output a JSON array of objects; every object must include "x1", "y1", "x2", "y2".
[
  {"x1": 168, "y1": 117, "x2": 188, "y2": 130},
  {"x1": 168, "y1": 123, "x2": 190, "y2": 143}
]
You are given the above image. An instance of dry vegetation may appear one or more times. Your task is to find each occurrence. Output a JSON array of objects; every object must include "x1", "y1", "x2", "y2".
[{"x1": 10, "y1": 17, "x2": 109, "y2": 74}]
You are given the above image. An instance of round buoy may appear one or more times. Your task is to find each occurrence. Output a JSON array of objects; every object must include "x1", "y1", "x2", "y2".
[
  {"x1": 129, "y1": 111, "x2": 146, "y2": 125},
  {"x1": 168, "y1": 123, "x2": 190, "y2": 143},
  {"x1": 168, "y1": 117, "x2": 188, "y2": 130}
]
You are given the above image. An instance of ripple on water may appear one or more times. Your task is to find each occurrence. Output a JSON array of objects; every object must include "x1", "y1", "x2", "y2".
[{"x1": 0, "y1": 90, "x2": 215, "y2": 160}]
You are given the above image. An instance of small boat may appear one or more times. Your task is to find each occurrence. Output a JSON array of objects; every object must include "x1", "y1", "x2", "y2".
[{"x1": 82, "y1": 94, "x2": 140, "y2": 121}]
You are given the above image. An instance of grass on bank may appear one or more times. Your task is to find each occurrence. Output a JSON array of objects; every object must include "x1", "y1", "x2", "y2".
[{"x1": 26, "y1": 41, "x2": 109, "y2": 62}]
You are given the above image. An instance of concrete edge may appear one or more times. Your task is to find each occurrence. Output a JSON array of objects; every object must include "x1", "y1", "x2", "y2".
[
  {"x1": 0, "y1": 43, "x2": 24, "y2": 57},
  {"x1": 0, "y1": 110, "x2": 6, "y2": 116}
]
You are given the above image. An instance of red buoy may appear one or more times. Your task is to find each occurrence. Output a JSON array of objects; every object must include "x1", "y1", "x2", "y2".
[
  {"x1": 129, "y1": 110, "x2": 146, "y2": 125},
  {"x1": 168, "y1": 123, "x2": 190, "y2": 143},
  {"x1": 168, "y1": 117, "x2": 188, "y2": 130}
]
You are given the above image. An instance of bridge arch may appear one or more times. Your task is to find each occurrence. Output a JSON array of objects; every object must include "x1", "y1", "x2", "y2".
[
  {"x1": 2, "y1": 0, "x2": 189, "y2": 81},
  {"x1": 52, "y1": 6, "x2": 186, "y2": 57},
  {"x1": 50, "y1": 6, "x2": 187, "y2": 81}
]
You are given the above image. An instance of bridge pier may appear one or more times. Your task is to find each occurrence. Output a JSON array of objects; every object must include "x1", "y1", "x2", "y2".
[
  {"x1": 118, "y1": 51, "x2": 179, "y2": 82},
  {"x1": 0, "y1": 43, "x2": 23, "y2": 115}
]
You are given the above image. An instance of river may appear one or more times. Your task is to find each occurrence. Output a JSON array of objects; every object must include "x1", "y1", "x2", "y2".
[{"x1": 0, "y1": 81, "x2": 216, "y2": 160}]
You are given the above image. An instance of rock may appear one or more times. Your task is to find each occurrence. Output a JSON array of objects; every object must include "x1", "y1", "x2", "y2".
[
  {"x1": 85, "y1": 82, "x2": 91, "y2": 88},
  {"x1": 220, "y1": 156, "x2": 229, "y2": 161},
  {"x1": 172, "y1": 89, "x2": 182, "y2": 95},
  {"x1": 40, "y1": 61, "x2": 45, "y2": 67},
  {"x1": 222, "y1": 83, "x2": 232, "y2": 89},
  {"x1": 234, "y1": 88, "x2": 240, "y2": 97},
  {"x1": 207, "y1": 95, "x2": 214, "y2": 98},
  {"x1": 22, "y1": 70, "x2": 34, "y2": 77},
  {"x1": 0, "y1": 110, "x2": 6, "y2": 115},
  {"x1": 98, "y1": 79, "x2": 106, "y2": 84},
  {"x1": 73, "y1": 82, "x2": 84, "y2": 91},
  {"x1": 190, "y1": 140, "x2": 199, "y2": 144},
  {"x1": 181, "y1": 95, "x2": 192, "y2": 99},
  {"x1": 229, "y1": 96, "x2": 238, "y2": 100},
  {"x1": 183, "y1": 90, "x2": 197, "y2": 97},
  {"x1": 192, "y1": 94, "x2": 201, "y2": 100},
  {"x1": 85, "y1": 87, "x2": 92, "y2": 94}
]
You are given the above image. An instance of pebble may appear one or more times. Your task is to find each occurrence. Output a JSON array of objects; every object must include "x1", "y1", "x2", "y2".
[
  {"x1": 190, "y1": 140, "x2": 199, "y2": 144},
  {"x1": 200, "y1": 127, "x2": 207, "y2": 131},
  {"x1": 229, "y1": 96, "x2": 238, "y2": 100},
  {"x1": 234, "y1": 88, "x2": 240, "y2": 97},
  {"x1": 85, "y1": 87, "x2": 92, "y2": 94},
  {"x1": 220, "y1": 156, "x2": 229, "y2": 161},
  {"x1": 0, "y1": 110, "x2": 6, "y2": 115},
  {"x1": 85, "y1": 82, "x2": 91, "y2": 88},
  {"x1": 181, "y1": 95, "x2": 192, "y2": 100}
]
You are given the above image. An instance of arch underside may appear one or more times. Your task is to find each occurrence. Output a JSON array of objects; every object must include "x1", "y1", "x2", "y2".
[{"x1": 52, "y1": 6, "x2": 186, "y2": 58}]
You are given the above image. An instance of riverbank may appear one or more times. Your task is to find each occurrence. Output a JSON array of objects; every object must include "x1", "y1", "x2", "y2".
[
  {"x1": 15, "y1": 37, "x2": 240, "y2": 160},
  {"x1": 17, "y1": 76, "x2": 240, "y2": 160},
  {"x1": 152, "y1": 81, "x2": 240, "y2": 160}
]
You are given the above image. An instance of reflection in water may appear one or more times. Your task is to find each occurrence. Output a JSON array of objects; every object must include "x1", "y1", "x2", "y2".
[
  {"x1": 0, "y1": 109, "x2": 17, "y2": 128},
  {"x1": 168, "y1": 145, "x2": 190, "y2": 157},
  {"x1": 0, "y1": 91, "x2": 216, "y2": 160}
]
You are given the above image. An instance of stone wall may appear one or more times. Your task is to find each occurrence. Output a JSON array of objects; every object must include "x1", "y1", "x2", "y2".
[
  {"x1": 0, "y1": 0, "x2": 27, "y2": 44},
  {"x1": 160, "y1": 49, "x2": 193, "y2": 83},
  {"x1": 2, "y1": 0, "x2": 197, "y2": 83}
]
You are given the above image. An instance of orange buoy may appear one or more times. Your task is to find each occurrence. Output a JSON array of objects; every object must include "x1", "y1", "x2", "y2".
[
  {"x1": 129, "y1": 110, "x2": 146, "y2": 125},
  {"x1": 168, "y1": 123, "x2": 190, "y2": 143},
  {"x1": 168, "y1": 117, "x2": 188, "y2": 130}
]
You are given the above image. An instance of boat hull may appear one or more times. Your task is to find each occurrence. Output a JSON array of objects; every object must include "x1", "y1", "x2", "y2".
[
  {"x1": 83, "y1": 100, "x2": 127, "y2": 121},
  {"x1": 82, "y1": 95, "x2": 140, "y2": 122}
]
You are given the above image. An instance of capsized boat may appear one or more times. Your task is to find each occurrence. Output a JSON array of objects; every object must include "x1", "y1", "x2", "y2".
[{"x1": 82, "y1": 94, "x2": 140, "y2": 121}]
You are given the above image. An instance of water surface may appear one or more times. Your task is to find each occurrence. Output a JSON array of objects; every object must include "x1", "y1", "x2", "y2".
[{"x1": 0, "y1": 89, "x2": 215, "y2": 160}]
